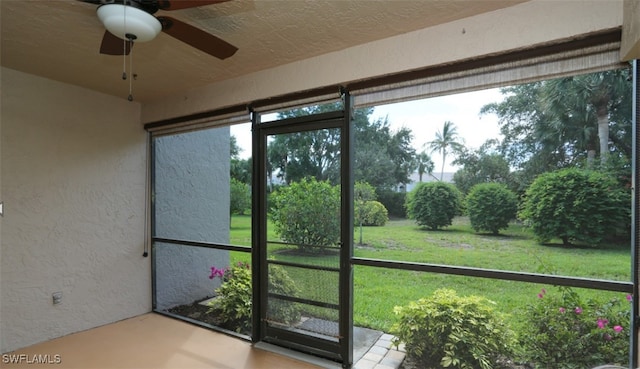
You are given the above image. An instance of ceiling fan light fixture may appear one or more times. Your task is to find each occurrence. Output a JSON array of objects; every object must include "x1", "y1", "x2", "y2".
[{"x1": 97, "y1": 4, "x2": 162, "y2": 42}]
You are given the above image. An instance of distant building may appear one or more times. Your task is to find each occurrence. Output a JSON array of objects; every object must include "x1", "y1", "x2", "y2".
[{"x1": 397, "y1": 172, "x2": 455, "y2": 192}]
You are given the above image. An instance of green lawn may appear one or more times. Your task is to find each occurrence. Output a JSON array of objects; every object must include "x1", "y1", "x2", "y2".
[{"x1": 228, "y1": 215, "x2": 631, "y2": 332}]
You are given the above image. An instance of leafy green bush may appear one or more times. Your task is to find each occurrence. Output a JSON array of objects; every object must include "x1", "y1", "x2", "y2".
[
  {"x1": 270, "y1": 177, "x2": 340, "y2": 253},
  {"x1": 355, "y1": 181, "x2": 377, "y2": 202},
  {"x1": 519, "y1": 168, "x2": 630, "y2": 245},
  {"x1": 230, "y1": 178, "x2": 251, "y2": 215},
  {"x1": 519, "y1": 287, "x2": 630, "y2": 368},
  {"x1": 406, "y1": 182, "x2": 462, "y2": 230},
  {"x1": 377, "y1": 190, "x2": 407, "y2": 218},
  {"x1": 466, "y1": 183, "x2": 518, "y2": 235},
  {"x1": 354, "y1": 181, "x2": 388, "y2": 226},
  {"x1": 266, "y1": 265, "x2": 301, "y2": 325},
  {"x1": 209, "y1": 262, "x2": 300, "y2": 333},
  {"x1": 392, "y1": 288, "x2": 514, "y2": 369},
  {"x1": 356, "y1": 201, "x2": 388, "y2": 226},
  {"x1": 209, "y1": 262, "x2": 252, "y2": 333}
]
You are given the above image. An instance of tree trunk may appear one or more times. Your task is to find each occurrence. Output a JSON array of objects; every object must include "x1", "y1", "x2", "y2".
[
  {"x1": 596, "y1": 104, "x2": 609, "y2": 165},
  {"x1": 440, "y1": 153, "x2": 446, "y2": 181},
  {"x1": 586, "y1": 149, "x2": 596, "y2": 169}
]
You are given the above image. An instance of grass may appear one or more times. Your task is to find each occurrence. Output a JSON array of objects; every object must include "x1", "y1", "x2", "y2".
[{"x1": 228, "y1": 215, "x2": 631, "y2": 332}]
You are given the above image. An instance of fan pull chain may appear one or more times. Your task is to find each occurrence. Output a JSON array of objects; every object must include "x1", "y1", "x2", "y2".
[
  {"x1": 122, "y1": 48, "x2": 127, "y2": 80},
  {"x1": 128, "y1": 45, "x2": 134, "y2": 101}
]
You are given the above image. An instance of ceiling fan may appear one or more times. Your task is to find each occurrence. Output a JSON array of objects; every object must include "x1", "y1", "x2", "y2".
[{"x1": 79, "y1": 0, "x2": 238, "y2": 60}]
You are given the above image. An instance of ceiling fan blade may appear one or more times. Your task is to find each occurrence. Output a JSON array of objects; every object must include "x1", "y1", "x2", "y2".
[
  {"x1": 157, "y1": 16, "x2": 238, "y2": 60},
  {"x1": 100, "y1": 30, "x2": 133, "y2": 55},
  {"x1": 157, "y1": 0, "x2": 230, "y2": 11}
]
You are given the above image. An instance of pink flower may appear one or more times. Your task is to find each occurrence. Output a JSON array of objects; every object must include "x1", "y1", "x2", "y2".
[
  {"x1": 597, "y1": 319, "x2": 609, "y2": 329},
  {"x1": 559, "y1": 307, "x2": 566, "y2": 313},
  {"x1": 209, "y1": 266, "x2": 226, "y2": 280},
  {"x1": 614, "y1": 325, "x2": 623, "y2": 333},
  {"x1": 627, "y1": 294, "x2": 633, "y2": 302},
  {"x1": 574, "y1": 307, "x2": 583, "y2": 314},
  {"x1": 536, "y1": 289, "x2": 547, "y2": 299}
]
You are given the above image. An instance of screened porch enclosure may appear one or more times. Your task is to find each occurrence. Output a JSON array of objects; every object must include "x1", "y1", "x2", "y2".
[{"x1": 146, "y1": 32, "x2": 639, "y2": 369}]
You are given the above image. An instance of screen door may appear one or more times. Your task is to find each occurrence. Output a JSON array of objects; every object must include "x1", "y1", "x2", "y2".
[{"x1": 254, "y1": 108, "x2": 353, "y2": 366}]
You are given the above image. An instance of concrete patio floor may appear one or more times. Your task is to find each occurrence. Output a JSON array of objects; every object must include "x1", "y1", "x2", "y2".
[{"x1": 1, "y1": 313, "x2": 405, "y2": 369}]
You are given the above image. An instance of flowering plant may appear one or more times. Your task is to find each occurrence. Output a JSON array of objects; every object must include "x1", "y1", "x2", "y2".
[
  {"x1": 209, "y1": 261, "x2": 249, "y2": 283},
  {"x1": 519, "y1": 286, "x2": 630, "y2": 368}
]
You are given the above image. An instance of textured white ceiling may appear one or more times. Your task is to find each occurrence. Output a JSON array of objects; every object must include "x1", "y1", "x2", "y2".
[{"x1": 1, "y1": 0, "x2": 526, "y2": 102}]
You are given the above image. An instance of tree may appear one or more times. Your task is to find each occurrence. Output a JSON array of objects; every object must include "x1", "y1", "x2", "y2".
[
  {"x1": 415, "y1": 151, "x2": 435, "y2": 182},
  {"x1": 269, "y1": 177, "x2": 341, "y2": 253},
  {"x1": 466, "y1": 183, "x2": 517, "y2": 235},
  {"x1": 481, "y1": 69, "x2": 632, "y2": 187},
  {"x1": 426, "y1": 121, "x2": 464, "y2": 181},
  {"x1": 354, "y1": 180, "x2": 377, "y2": 202},
  {"x1": 354, "y1": 113, "x2": 416, "y2": 190},
  {"x1": 386, "y1": 127, "x2": 418, "y2": 190},
  {"x1": 267, "y1": 128, "x2": 340, "y2": 185},
  {"x1": 230, "y1": 135, "x2": 251, "y2": 184},
  {"x1": 358, "y1": 201, "x2": 388, "y2": 226},
  {"x1": 354, "y1": 181, "x2": 387, "y2": 244},
  {"x1": 267, "y1": 103, "x2": 417, "y2": 192},
  {"x1": 519, "y1": 168, "x2": 630, "y2": 246},
  {"x1": 453, "y1": 143, "x2": 511, "y2": 195},
  {"x1": 541, "y1": 70, "x2": 630, "y2": 166},
  {"x1": 406, "y1": 182, "x2": 462, "y2": 230},
  {"x1": 230, "y1": 178, "x2": 251, "y2": 216}
]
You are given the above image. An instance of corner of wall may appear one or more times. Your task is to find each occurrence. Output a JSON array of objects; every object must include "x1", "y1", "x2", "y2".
[{"x1": 1, "y1": 68, "x2": 150, "y2": 353}]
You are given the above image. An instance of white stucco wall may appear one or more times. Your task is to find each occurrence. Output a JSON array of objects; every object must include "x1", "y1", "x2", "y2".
[
  {"x1": 153, "y1": 129, "x2": 230, "y2": 310},
  {"x1": 141, "y1": 0, "x2": 624, "y2": 123},
  {"x1": 0, "y1": 68, "x2": 150, "y2": 353}
]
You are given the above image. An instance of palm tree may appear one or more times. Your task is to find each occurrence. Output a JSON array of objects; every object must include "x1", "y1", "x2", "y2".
[
  {"x1": 415, "y1": 151, "x2": 435, "y2": 182},
  {"x1": 541, "y1": 70, "x2": 629, "y2": 166},
  {"x1": 426, "y1": 121, "x2": 464, "y2": 181}
]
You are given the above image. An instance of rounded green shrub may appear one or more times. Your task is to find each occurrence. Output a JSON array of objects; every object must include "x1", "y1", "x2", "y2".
[
  {"x1": 466, "y1": 183, "x2": 518, "y2": 235},
  {"x1": 392, "y1": 288, "x2": 514, "y2": 369},
  {"x1": 406, "y1": 182, "x2": 462, "y2": 230},
  {"x1": 357, "y1": 201, "x2": 389, "y2": 226},
  {"x1": 269, "y1": 177, "x2": 340, "y2": 252},
  {"x1": 519, "y1": 168, "x2": 630, "y2": 246}
]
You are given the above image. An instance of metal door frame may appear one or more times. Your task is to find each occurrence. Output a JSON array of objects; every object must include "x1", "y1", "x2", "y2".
[{"x1": 251, "y1": 95, "x2": 354, "y2": 367}]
